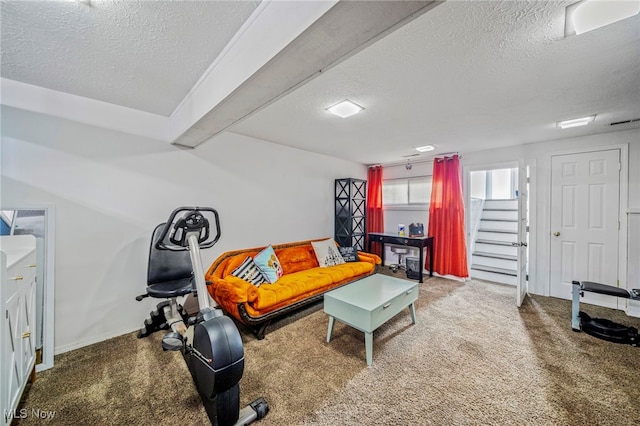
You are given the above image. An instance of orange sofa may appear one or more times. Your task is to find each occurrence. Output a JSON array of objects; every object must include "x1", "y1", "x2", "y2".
[{"x1": 205, "y1": 239, "x2": 381, "y2": 339}]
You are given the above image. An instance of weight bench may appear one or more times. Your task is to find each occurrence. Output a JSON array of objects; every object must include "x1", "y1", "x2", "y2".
[{"x1": 571, "y1": 280, "x2": 640, "y2": 347}]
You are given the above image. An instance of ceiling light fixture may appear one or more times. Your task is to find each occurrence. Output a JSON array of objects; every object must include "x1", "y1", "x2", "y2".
[
  {"x1": 557, "y1": 115, "x2": 596, "y2": 129},
  {"x1": 415, "y1": 145, "x2": 436, "y2": 152},
  {"x1": 326, "y1": 100, "x2": 364, "y2": 118},
  {"x1": 565, "y1": 0, "x2": 640, "y2": 36}
]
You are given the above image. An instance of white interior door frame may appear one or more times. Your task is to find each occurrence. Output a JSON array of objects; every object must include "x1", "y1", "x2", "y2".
[
  {"x1": 463, "y1": 160, "x2": 519, "y2": 271},
  {"x1": 463, "y1": 159, "x2": 537, "y2": 301},
  {"x1": 546, "y1": 143, "x2": 629, "y2": 303}
]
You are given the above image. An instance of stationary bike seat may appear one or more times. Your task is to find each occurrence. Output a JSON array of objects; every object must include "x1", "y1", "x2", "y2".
[{"x1": 146, "y1": 277, "x2": 193, "y2": 298}]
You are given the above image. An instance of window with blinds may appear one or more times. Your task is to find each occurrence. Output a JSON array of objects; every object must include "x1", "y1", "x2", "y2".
[{"x1": 383, "y1": 176, "x2": 432, "y2": 207}]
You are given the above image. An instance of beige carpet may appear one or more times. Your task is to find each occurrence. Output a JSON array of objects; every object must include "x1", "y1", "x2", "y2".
[{"x1": 15, "y1": 275, "x2": 640, "y2": 425}]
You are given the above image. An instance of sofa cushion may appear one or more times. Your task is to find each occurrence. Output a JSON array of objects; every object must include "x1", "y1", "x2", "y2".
[
  {"x1": 254, "y1": 245, "x2": 283, "y2": 283},
  {"x1": 250, "y1": 261, "x2": 375, "y2": 310},
  {"x1": 311, "y1": 238, "x2": 345, "y2": 267},
  {"x1": 276, "y1": 245, "x2": 319, "y2": 275},
  {"x1": 230, "y1": 256, "x2": 268, "y2": 287}
]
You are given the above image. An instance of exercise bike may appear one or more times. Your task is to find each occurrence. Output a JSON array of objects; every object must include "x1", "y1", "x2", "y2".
[{"x1": 136, "y1": 207, "x2": 268, "y2": 425}]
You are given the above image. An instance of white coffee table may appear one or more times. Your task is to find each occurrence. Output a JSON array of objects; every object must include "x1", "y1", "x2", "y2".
[{"x1": 324, "y1": 274, "x2": 418, "y2": 366}]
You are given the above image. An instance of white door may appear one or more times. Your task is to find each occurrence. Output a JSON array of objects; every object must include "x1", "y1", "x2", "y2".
[
  {"x1": 516, "y1": 163, "x2": 529, "y2": 307},
  {"x1": 549, "y1": 149, "x2": 620, "y2": 308}
]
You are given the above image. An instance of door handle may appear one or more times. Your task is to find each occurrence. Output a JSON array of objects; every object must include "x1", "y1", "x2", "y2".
[{"x1": 553, "y1": 231, "x2": 560, "y2": 237}]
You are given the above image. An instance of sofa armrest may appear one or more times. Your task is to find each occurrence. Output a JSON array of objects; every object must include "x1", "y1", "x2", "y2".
[
  {"x1": 209, "y1": 276, "x2": 259, "y2": 304},
  {"x1": 357, "y1": 251, "x2": 382, "y2": 265},
  {"x1": 207, "y1": 276, "x2": 260, "y2": 322}
]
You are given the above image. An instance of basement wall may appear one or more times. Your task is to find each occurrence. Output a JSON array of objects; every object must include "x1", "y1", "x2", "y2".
[{"x1": 0, "y1": 105, "x2": 366, "y2": 354}]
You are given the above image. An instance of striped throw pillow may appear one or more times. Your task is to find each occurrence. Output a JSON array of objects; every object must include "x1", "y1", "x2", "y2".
[{"x1": 231, "y1": 256, "x2": 268, "y2": 287}]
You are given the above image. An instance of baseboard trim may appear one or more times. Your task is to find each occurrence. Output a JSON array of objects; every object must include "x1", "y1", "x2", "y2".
[{"x1": 54, "y1": 326, "x2": 141, "y2": 355}]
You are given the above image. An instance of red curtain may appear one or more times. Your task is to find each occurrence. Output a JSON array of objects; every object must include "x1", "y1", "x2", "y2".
[
  {"x1": 366, "y1": 165, "x2": 384, "y2": 257},
  {"x1": 426, "y1": 155, "x2": 468, "y2": 278}
]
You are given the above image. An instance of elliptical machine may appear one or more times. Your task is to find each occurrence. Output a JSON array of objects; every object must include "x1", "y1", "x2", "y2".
[{"x1": 136, "y1": 207, "x2": 268, "y2": 425}]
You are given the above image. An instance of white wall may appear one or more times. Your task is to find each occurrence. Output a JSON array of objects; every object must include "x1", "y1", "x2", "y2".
[
  {"x1": 0, "y1": 105, "x2": 366, "y2": 354},
  {"x1": 462, "y1": 128, "x2": 640, "y2": 304}
]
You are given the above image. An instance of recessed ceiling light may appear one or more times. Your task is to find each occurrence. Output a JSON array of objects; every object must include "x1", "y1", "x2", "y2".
[
  {"x1": 326, "y1": 100, "x2": 364, "y2": 118},
  {"x1": 557, "y1": 115, "x2": 596, "y2": 129},
  {"x1": 565, "y1": 0, "x2": 640, "y2": 36},
  {"x1": 415, "y1": 145, "x2": 436, "y2": 152}
]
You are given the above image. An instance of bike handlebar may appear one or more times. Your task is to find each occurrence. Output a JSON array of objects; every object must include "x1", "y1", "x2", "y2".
[{"x1": 155, "y1": 207, "x2": 221, "y2": 251}]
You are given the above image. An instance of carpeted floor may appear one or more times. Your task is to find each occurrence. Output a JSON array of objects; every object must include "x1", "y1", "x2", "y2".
[{"x1": 14, "y1": 273, "x2": 640, "y2": 425}]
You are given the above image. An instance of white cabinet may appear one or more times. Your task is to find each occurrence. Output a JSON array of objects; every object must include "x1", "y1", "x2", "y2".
[{"x1": 1, "y1": 236, "x2": 37, "y2": 426}]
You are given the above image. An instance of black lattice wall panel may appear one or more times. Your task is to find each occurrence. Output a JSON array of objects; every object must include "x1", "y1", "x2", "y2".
[{"x1": 335, "y1": 178, "x2": 367, "y2": 251}]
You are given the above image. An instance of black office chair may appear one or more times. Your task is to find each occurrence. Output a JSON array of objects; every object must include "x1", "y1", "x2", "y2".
[{"x1": 136, "y1": 222, "x2": 194, "y2": 337}]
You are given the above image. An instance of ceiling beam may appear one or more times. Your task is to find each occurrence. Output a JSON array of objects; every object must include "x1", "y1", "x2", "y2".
[{"x1": 171, "y1": 1, "x2": 443, "y2": 149}]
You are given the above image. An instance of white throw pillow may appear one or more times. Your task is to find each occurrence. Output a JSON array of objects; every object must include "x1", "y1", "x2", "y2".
[{"x1": 311, "y1": 238, "x2": 346, "y2": 267}]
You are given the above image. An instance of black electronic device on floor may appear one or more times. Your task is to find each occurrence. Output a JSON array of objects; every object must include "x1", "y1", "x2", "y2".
[{"x1": 136, "y1": 207, "x2": 269, "y2": 425}]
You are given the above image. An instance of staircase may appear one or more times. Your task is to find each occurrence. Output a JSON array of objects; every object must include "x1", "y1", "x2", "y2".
[{"x1": 470, "y1": 199, "x2": 518, "y2": 285}]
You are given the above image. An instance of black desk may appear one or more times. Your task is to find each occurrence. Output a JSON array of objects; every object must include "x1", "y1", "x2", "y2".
[{"x1": 367, "y1": 233, "x2": 434, "y2": 283}]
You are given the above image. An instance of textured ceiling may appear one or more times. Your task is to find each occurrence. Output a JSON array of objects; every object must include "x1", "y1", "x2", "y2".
[
  {"x1": 0, "y1": 0, "x2": 260, "y2": 116},
  {"x1": 1, "y1": 0, "x2": 639, "y2": 165},
  {"x1": 230, "y1": 0, "x2": 640, "y2": 164}
]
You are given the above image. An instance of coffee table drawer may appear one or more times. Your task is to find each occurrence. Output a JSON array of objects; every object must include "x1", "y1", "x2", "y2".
[{"x1": 370, "y1": 286, "x2": 417, "y2": 330}]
